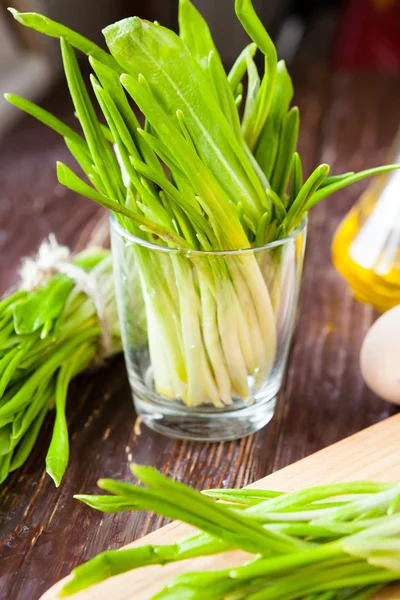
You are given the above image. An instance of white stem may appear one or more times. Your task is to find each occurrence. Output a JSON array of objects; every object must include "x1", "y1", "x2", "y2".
[{"x1": 198, "y1": 271, "x2": 232, "y2": 405}]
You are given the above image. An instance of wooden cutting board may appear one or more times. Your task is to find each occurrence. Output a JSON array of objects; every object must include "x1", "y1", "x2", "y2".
[{"x1": 42, "y1": 414, "x2": 400, "y2": 600}]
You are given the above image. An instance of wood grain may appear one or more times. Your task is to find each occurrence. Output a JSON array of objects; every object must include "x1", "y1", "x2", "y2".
[
  {"x1": 42, "y1": 414, "x2": 400, "y2": 599},
  {"x1": 0, "y1": 70, "x2": 399, "y2": 600}
]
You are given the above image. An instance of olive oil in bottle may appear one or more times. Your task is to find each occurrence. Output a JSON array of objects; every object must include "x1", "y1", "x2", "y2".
[{"x1": 332, "y1": 136, "x2": 400, "y2": 312}]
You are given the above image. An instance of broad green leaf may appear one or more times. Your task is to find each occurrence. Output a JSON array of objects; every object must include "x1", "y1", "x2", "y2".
[
  {"x1": 207, "y1": 51, "x2": 241, "y2": 137},
  {"x1": 103, "y1": 17, "x2": 266, "y2": 222},
  {"x1": 178, "y1": 0, "x2": 218, "y2": 68},
  {"x1": 178, "y1": 0, "x2": 240, "y2": 136},
  {"x1": 13, "y1": 277, "x2": 73, "y2": 335}
]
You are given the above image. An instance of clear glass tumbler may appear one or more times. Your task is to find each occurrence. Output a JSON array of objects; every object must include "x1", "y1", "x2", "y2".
[{"x1": 111, "y1": 216, "x2": 307, "y2": 441}]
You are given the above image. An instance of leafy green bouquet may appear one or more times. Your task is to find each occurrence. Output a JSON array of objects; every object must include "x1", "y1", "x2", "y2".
[
  {"x1": 5, "y1": 0, "x2": 399, "y2": 408},
  {"x1": 59, "y1": 465, "x2": 400, "y2": 599},
  {"x1": 0, "y1": 242, "x2": 120, "y2": 485}
]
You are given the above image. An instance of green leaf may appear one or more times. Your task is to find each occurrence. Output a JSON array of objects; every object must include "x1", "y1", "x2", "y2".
[
  {"x1": 255, "y1": 60, "x2": 294, "y2": 182},
  {"x1": 235, "y1": 93, "x2": 243, "y2": 109},
  {"x1": 266, "y1": 188, "x2": 287, "y2": 222},
  {"x1": 96, "y1": 465, "x2": 293, "y2": 556},
  {"x1": 307, "y1": 165, "x2": 400, "y2": 209},
  {"x1": 8, "y1": 8, "x2": 120, "y2": 72},
  {"x1": 0, "y1": 451, "x2": 12, "y2": 484},
  {"x1": 121, "y1": 73, "x2": 249, "y2": 250},
  {"x1": 207, "y1": 50, "x2": 242, "y2": 138},
  {"x1": 228, "y1": 43, "x2": 257, "y2": 92},
  {"x1": 178, "y1": 0, "x2": 241, "y2": 137},
  {"x1": 319, "y1": 172, "x2": 355, "y2": 188},
  {"x1": 235, "y1": 0, "x2": 278, "y2": 150},
  {"x1": 56, "y1": 162, "x2": 189, "y2": 247},
  {"x1": 9, "y1": 405, "x2": 48, "y2": 472},
  {"x1": 75, "y1": 494, "x2": 138, "y2": 513},
  {"x1": 89, "y1": 57, "x2": 163, "y2": 177},
  {"x1": 4, "y1": 94, "x2": 90, "y2": 153},
  {"x1": 60, "y1": 38, "x2": 125, "y2": 202},
  {"x1": 60, "y1": 541, "x2": 202, "y2": 597},
  {"x1": 288, "y1": 152, "x2": 303, "y2": 207},
  {"x1": 131, "y1": 156, "x2": 217, "y2": 246},
  {"x1": 241, "y1": 53, "x2": 260, "y2": 141},
  {"x1": 12, "y1": 381, "x2": 52, "y2": 442},
  {"x1": 64, "y1": 137, "x2": 105, "y2": 193},
  {"x1": 0, "y1": 346, "x2": 26, "y2": 398},
  {"x1": 0, "y1": 424, "x2": 12, "y2": 456},
  {"x1": 270, "y1": 106, "x2": 300, "y2": 199},
  {"x1": 89, "y1": 74, "x2": 155, "y2": 199},
  {"x1": 13, "y1": 276, "x2": 73, "y2": 335},
  {"x1": 255, "y1": 210, "x2": 272, "y2": 247},
  {"x1": 178, "y1": 0, "x2": 218, "y2": 68},
  {"x1": 46, "y1": 343, "x2": 90, "y2": 486},
  {"x1": 103, "y1": 17, "x2": 266, "y2": 224},
  {"x1": 286, "y1": 164, "x2": 330, "y2": 229}
]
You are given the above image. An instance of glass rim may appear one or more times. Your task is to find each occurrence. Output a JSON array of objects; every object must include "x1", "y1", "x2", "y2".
[{"x1": 110, "y1": 214, "x2": 307, "y2": 256}]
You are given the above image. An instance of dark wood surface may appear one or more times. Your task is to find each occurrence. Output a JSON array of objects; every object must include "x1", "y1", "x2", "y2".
[{"x1": 1, "y1": 69, "x2": 399, "y2": 600}]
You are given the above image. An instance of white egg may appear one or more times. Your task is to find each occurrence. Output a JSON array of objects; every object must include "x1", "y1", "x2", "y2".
[{"x1": 360, "y1": 304, "x2": 400, "y2": 404}]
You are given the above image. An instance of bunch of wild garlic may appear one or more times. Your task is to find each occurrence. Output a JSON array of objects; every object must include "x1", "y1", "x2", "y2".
[
  {"x1": 5, "y1": 0, "x2": 399, "y2": 407},
  {"x1": 0, "y1": 244, "x2": 120, "y2": 485},
  {"x1": 60, "y1": 466, "x2": 400, "y2": 599}
]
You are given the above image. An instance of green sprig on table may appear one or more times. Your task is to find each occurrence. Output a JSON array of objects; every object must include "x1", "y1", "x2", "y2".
[
  {"x1": 5, "y1": 0, "x2": 399, "y2": 409},
  {"x1": 58, "y1": 465, "x2": 400, "y2": 599},
  {"x1": 0, "y1": 246, "x2": 120, "y2": 486}
]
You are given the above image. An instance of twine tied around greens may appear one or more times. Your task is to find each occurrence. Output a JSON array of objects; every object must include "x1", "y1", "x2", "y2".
[{"x1": 19, "y1": 234, "x2": 112, "y2": 363}]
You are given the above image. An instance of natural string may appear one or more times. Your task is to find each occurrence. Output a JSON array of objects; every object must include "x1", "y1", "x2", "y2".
[{"x1": 19, "y1": 234, "x2": 112, "y2": 363}]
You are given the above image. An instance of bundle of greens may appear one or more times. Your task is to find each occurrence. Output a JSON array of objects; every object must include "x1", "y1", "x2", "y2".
[
  {"x1": 6, "y1": 0, "x2": 399, "y2": 407},
  {"x1": 0, "y1": 242, "x2": 120, "y2": 486},
  {"x1": 59, "y1": 465, "x2": 400, "y2": 599}
]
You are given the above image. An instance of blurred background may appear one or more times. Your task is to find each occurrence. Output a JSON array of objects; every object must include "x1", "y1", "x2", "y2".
[{"x1": 1, "y1": 0, "x2": 400, "y2": 136}]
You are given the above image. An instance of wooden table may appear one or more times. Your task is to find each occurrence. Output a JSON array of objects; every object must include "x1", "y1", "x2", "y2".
[{"x1": 0, "y1": 68, "x2": 399, "y2": 600}]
